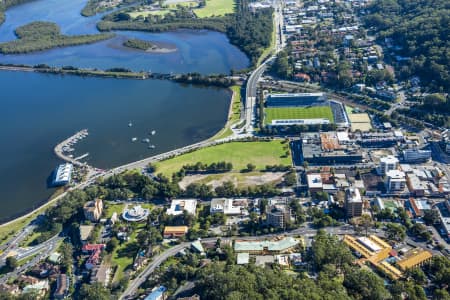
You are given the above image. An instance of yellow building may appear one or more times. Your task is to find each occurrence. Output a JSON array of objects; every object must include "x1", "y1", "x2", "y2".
[
  {"x1": 343, "y1": 235, "x2": 432, "y2": 280},
  {"x1": 397, "y1": 249, "x2": 433, "y2": 271},
  {"x1": 163, "y1": 226, "x2": 189, "y2": 238}
]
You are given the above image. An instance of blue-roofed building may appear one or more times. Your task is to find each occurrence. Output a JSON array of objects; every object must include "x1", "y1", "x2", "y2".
[
  {"x1": 265, "y1": 93, "x2": 327, "y2": 107},
  {"x1": 145, "y1": 286, "x2": 167, "y2": 300}
]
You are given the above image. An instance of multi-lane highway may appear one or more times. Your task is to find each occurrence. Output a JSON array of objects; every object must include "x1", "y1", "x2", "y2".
[
  {"x1": 0, "y1": 234, "x2": 63, "y2": 284},
  {"x1": 243, "y1": 0, "x2": 285, "y2": 133}
]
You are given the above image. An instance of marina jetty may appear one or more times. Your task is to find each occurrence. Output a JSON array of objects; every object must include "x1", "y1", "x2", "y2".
[{"x1": 54, "y1": 129, "x2": 90, "y2": 168}]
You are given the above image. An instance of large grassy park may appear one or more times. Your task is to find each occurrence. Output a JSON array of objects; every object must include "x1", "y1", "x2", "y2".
[
  {"x1": 264, "y1": 106, "x2": 334, "y2": 125},
  {"x1": 193, "y1": 0, "x2": 234, "y2": 18},
  {"x1": 154, "y1": 140, "x2": 291, "y2": 176}
]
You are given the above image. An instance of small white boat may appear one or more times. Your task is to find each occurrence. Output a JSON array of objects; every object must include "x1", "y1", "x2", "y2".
[
  {"x1": 131, "y1": 137, "x2": 138, "y2": 142},
  {"x1": 142, "y1": 138, "x2": 150, "y2": 143},
  {"x1": 151, "y1": 130, "x2": 156, "y2": 135},
  {"x1": 148, "y1": 145, "x2": 155, "y2": 149},
  {"x1": 128, "y1": 121, "x2": 133, "y2": 127}
]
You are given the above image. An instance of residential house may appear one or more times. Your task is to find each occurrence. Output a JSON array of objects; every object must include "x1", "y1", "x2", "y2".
[{"x1": 53, "y1": 274, "x2": 69, "y2": 299}]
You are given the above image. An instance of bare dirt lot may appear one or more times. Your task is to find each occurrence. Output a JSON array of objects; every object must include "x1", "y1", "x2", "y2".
[{"x1": 178, "y1": 172, "x2": 286, "y2": 189}]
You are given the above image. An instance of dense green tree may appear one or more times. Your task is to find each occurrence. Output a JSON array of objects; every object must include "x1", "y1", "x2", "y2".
[
  {"x1": 271, "y1": 50, "x2": 292, "y2": 79},
  {"x1": 5, "y1": 257, "x2": 17, "y2": 271},
  {"x1": 423, "y1": 209, "x2": 440, "y2": 225},
  {"x1": 106, "y1": 237, "x2": 119, "y2": 253},
  {"x1": 409, "y1": 223, "x2": 431, "y2": 241},
  {"x1": 79, "y1": 283, "x2": 111, "y2": 300},
  {"x1": 385, "y1": 222, "x2": 406, "y2": 241},
  {"x1": 59, "y1": 242, "x2": 73, "y2": 273},
  {"x1": 343, "y1": 267, "x2": 390, "y2": 300},
  {"x1": 310, "y1": 230, "x2": 353, "y2": 271},
  {"x1": 389, "y1": 281, "x2": 426, "y2": 300},
  {"x1": 364, "y1": 0, "x2": 450, "y2": 92}
]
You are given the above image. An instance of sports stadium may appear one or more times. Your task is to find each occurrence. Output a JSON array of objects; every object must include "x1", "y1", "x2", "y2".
[{"x1": 264, "y1": 92, "x2": 349, "y2": 128}]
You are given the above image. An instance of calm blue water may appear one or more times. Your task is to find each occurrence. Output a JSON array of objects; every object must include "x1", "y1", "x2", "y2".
[
  {"x1": 0, "y1": 0, "x2": 249, "y2": 73},
  {"x1": 0, "y1": 71, "x2": 230, "y2": 221},
  {"x1": 0, "y1": 0, "x2": 245, "y2": 221}
]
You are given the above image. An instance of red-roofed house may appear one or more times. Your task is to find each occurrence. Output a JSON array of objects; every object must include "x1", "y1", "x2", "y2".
[
  {"x1": 82, "y1": 244, "x2": 105, "y2": 253},
  {"x1": 82, "y1": 244, "x2": 105, "y2": 270}
]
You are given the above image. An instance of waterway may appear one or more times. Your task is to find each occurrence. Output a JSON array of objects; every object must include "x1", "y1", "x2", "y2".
[
  {"x1": 0, "y1": 71, "x2": 231, "y2": 222},
  {"x1": 0, "y1": 0, "x2": 249, "y2": 73}
]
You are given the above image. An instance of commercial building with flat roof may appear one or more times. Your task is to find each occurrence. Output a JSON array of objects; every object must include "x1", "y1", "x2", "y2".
[
  {"x1": 344, "y1": 235, "x2": 399, "y2": 279},
  {"x1": 79, "y1": 225, "x2": 94, "y2": 243},
  {"x1": 345, "y1": 188, "x2": 362, "y2": 218},
  {"x1": 386, "y1": 170, "x2": 406, "y2": 193},
  {"x1": 307, "y1": 174, "x2": 323, "y2": 192},
  {"x1": 402, "y1": 149, "x2": 431, "y2": 163},
  {"x1": 266, "y1": 205, "x2": 291, "y2": 228},
  {"x1": 397, "y1": 249, "x2": 433, "y2": 271},
  {"x1": 379, "y1": 155, "x2": 399, "y2": 176},
  {"x1": 234, "y1": 237, "x2": 301, "y2": 254},
  {"x1": 343, "y1": 235, "x2": 433, "y2": 280},
  {"x1": 167, "y1": 199, "x2": 197, "y2": 216},
  {"x1": 163, "y1": 226, "x2": 189, "y2": 238},
  {"x1": 302, "y1": 143, "x2": 363, "y2": 165},
  {"x1": 237, "y1": 253, "x2": 250, "y2": 265},
  {"x1": 210, "y1": 198, "x2": 247, "y2": 215},
  {"x1": 52, "y1": 163, "x2": 73, "y2": 186}
]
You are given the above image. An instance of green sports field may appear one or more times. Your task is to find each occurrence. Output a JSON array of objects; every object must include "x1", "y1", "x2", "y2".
[
  {"x1": 154, "y1": 140, "x2": 291, "y2": 176},
  {"x1": 264, "y1": 106, "x2": 334, "y2": 125}
]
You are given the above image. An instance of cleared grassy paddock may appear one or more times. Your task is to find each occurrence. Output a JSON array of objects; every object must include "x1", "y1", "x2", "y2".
[
  {"x1": 264, "y1": 106, "x2": 334, "y2": 124},
  {"x1": 193, "y1": 0, "x2": 234, "y2": 18},
  {"x1": 128, "y1": 9, "x2": 172, "y2": 18},
  {"x1": 154, "y1": 140, "x2": 291, "y2": 176},
  {"x1": 167, "y1": 1, "x2": 198, "y2": 8}
]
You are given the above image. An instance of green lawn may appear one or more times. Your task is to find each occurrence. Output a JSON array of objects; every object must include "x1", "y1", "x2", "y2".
[
  {"x1": 128, "y1": 9, "x2": 173, "y2": 18},
  {"x1": 103, "y1": 202, "x2": 126, "y2": 219},
  {"x1": 265, "y1": 106, "x2": 334, "y2": 125},
  {"x1": 193, "y1": 0, "x2": 234, "y2": 18},
  {"x1": 166, "y1": 1, "x2": 198, "y2": 8},
  {"x1": 154, "y1": 140, "x2": 291, "y2": 176},
  {"x1": 110, "y1": 223, "x2": 146, "y2": 283},
  {"x1": 210, "y1": 85, "x2": 242, "y2": 140}
]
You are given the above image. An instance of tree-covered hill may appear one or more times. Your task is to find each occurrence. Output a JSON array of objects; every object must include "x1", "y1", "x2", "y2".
[
  {"x1": 364, "y1": 0, "x2": 450, "y2": 92},
  {"x1": 0, "y1": 21, "x2": 114, "y2": 54}
]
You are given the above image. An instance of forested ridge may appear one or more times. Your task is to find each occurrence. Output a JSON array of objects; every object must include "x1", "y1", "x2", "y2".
[
  {"x1": 364, "y1": 0, "x2": 450, "y2": 92},
  {"x1": 226, "y1": 0, "x2": 273, "y2": 65}
]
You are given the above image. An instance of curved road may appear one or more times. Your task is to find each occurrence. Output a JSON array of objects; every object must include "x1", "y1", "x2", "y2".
[{"x1": 120, "y1": 225, "x2": 351, "y2": 299}]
